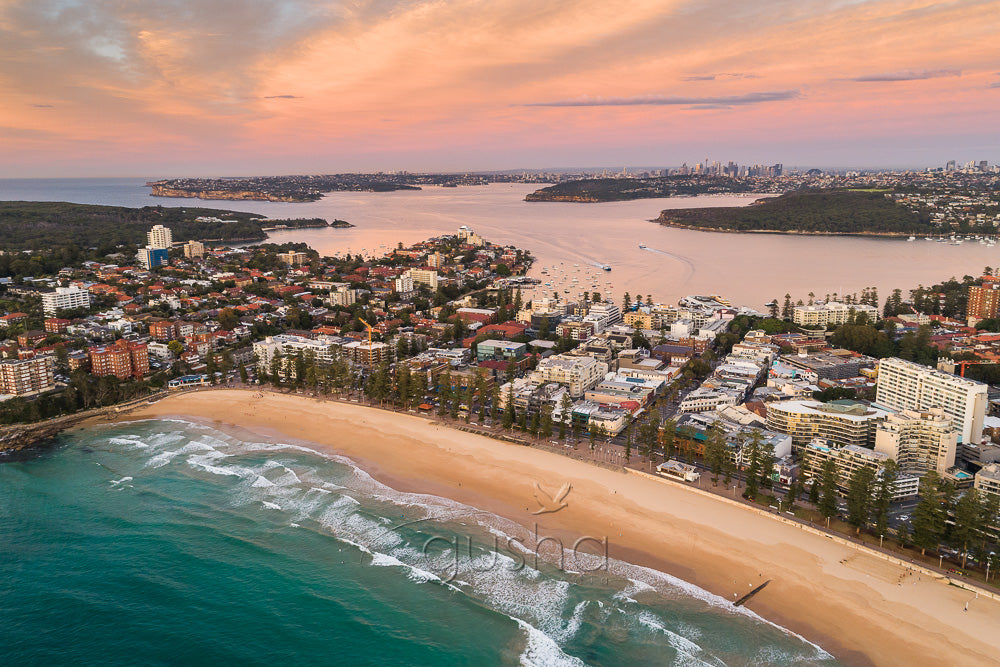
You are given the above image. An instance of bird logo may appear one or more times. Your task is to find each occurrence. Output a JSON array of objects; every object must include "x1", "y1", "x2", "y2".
[{"x1": 532, "y1": 482, "x2": 572, "y2": 514}]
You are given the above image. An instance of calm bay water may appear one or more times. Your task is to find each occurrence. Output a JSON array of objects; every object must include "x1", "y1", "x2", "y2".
[
  {"x1": 0, "y1": 420, "x2": 836, "y2": 665},
  {"x1": 1, "y1": 177, "x2": 995, "y2": 307}
]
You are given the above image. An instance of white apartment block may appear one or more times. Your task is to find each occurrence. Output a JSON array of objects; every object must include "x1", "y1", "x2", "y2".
[
  {"x1": 670, "y1": 319, "x2": 695, "y2": 337},
  {"x1": 729, "y1": 342, "x2": 780, "y2": 365},
  {"x1": 147, "y1": 224, "x2": 173, "y2": 249},
  {"x1": 678, "y1": 387, "x2": 741, "y2": 412},
  {"x1": 406, "y1": 268, "x2": 439, "y2": 290},
  {"x1": 874, "y1": 408, "x2": 957, "y2": 476},
  {"x1": 42, "y1": 286, "x2": 92, "y2": 315},
  {"x1": 394, "y1": 273, "x2": 414, "y2": 293},
  {"x1": 875, "y1": 357, "x2": 988, "y2": 444},
  {"x1": 802, "y1": 439, "x2": 917, "y2": 499},
  {"x1": 146, "y1": 341, "x2": 174, "y2": 360},
  {"x1": 533, "y1": 354, "x2": 608, "y2": 398},
  {"x1": 0, "y1": 356, "x2": 55, "y2": 396},
  {"x1": 583, "y1": 302, "x2": 621, "y2": 334},
  {"x1": 253, "y1": 335, "x2": 339, "y2": 367},
  {"x1": 792, "y1": 301, "x2": 878, "y2": 327}
]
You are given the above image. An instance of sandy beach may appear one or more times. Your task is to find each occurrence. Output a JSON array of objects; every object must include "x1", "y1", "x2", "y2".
[{"x1": 116, "y1": 389, "x2": 999, "y2": 666}]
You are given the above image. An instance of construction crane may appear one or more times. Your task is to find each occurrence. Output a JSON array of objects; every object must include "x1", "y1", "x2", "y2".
[
  {"x1": 358, "y1": 317, "x2": 374, "y2": 348},
  {"x1": 956, "y1": 360, "x2": 999, "y2": 377},
  {"x1": 358, "y1": 317, "x2": 376, "y2": 367},
  {"x1": 939, "y1": 359, "x2": 999, "y2": 377}
]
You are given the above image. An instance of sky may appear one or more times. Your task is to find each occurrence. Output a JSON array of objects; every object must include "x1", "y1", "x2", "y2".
[{"x1": 1, "y1": 0, "x2": 999, "y2": 177}]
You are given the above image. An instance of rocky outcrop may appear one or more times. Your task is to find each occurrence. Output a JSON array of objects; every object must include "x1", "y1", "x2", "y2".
[{"x1": 0, "y1": 393, "x2": 170, "y2": 456}]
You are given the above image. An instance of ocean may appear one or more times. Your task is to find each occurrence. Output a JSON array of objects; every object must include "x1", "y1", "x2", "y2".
[{"x1": 0, "y1": 420, "x2": 838, "y2": 665}]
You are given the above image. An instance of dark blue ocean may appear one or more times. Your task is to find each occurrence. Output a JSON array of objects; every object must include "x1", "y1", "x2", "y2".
[{"x1": 0, "y1": 420, "x2": 838, "y2": 665}]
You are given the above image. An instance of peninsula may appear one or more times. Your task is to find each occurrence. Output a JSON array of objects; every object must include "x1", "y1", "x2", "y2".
[
  {"x1": 0, "y1": 201, "x2": 346, "y2": 250},
  {"x1": 146, "y1": 172, "x2": 553, "y2": 202},
  {"x1": 524, "y1": 175, "x2": 765, "y2": 202},
  {"x1": 654, "y1": 189, "x2": 936, "y2": 236}
]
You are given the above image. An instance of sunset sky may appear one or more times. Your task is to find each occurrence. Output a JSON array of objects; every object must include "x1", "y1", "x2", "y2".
[{"x1": 2, "y1": 0, "x2": 998, "y2": 177}]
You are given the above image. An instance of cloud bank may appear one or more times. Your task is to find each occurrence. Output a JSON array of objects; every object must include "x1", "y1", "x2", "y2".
[
  {"x1": 846, "y1": 69, "x2": 961, "y2": 82},
  {"x1": 523, "y1": 90, "x2": 801, "y2": 108}
]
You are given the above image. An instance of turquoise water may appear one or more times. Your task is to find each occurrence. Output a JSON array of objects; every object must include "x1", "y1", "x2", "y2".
[{"x1": 0, "y1": 420, "x2": 839, "y2": 665}]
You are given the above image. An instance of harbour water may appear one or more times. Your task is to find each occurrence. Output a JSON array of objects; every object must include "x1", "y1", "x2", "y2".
[
  {"x1": 0, "y1": 420, "x2": 837, "y2": 665},
  {"x1": 1, "y1": 178, "x2": 995, "y2": 307}
]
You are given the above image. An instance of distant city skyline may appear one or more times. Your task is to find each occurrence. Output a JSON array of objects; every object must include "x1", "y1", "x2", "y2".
[{"x1": 2, "y1": 0, "x2": 999, "y2": 177}]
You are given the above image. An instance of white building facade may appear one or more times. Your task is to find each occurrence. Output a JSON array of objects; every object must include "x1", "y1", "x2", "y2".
[
  {"x1": 147, "y1": 224, "x2": 173, "y2": 249},
  {"x1": 875, "y1": 357, "x2": 988, "y2": 445},
  {"x1": 42, "y1": 286, "x2": 92, "y2": 315}
]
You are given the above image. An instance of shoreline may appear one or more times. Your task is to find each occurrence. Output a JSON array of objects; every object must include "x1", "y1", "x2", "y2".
[
  {"x1": 651, "y1": 220, "x2": 920, "y2": 238},
  {"x1": 103, "y1": 389, "x2": 1000, "y2": 666}
]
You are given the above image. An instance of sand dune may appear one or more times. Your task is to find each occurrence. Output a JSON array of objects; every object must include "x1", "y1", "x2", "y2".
[{"x1": 121, "y1": 389, "x2": 1000, "y2": 666}]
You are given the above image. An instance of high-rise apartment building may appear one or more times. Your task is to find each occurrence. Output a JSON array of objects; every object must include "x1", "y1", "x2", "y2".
[
  {"x1": 802, "y1": 439, "x2": 918, "y2": 499},
  {"x1": 0, "y1": 356, "x2": 55, "y2": 396},
  {"x1": 967, "y1": 282, "x2": 1000, "y2": 321},
  {"x1": 875, "y1": 357, "x2": 987, "y2": 445},
  {"x1": 89, "y1": 340, "x2": 149, "y2": 379},
  {"x1": 765, "y1": 399, "x2": 887, "y2": 453},
  {"x1": 874, "y1": 408, "x2": 957, "y2": 476},
  {"x1": 147, "y1": 225, "x2": 173, "y2": 249}
]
